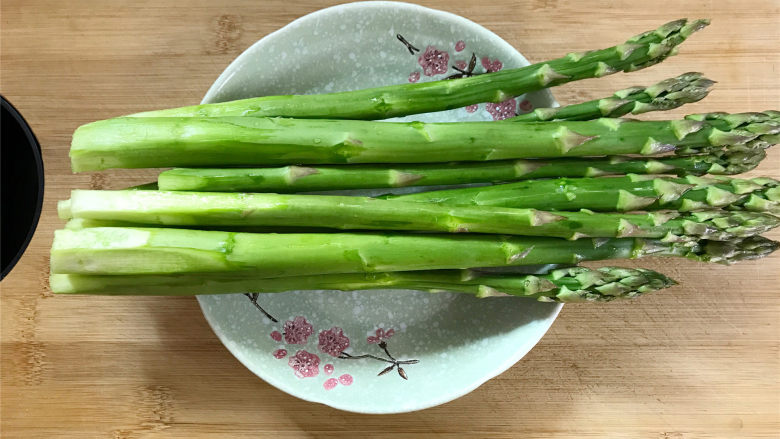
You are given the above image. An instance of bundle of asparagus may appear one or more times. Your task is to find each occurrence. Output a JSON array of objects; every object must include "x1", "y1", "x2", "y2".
[{"x1": 51, "y1": 18, "x2": 779, "y2": 304}]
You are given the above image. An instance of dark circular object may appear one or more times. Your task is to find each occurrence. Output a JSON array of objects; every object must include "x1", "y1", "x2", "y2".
[{"x1": 1, "y1": 95, "x2": 44, "y2": 280}]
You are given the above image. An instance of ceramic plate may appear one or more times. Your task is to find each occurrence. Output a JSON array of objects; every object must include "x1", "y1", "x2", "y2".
[{"x1": 197, "y1": 1, "x2": 561, "y2": 414}]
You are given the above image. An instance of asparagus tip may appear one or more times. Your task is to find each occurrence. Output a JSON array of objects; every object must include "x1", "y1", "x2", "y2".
[
  {"x1": 697, "y1": 236, "x2": 779, "y2": 264},
  {"x1": 548, "y1": 266, "x2": 677, "y2": 302}
]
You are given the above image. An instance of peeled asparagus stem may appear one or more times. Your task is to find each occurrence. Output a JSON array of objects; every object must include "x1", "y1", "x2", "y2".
[
  {"x1": 50, "y1": 227, "x2": 778, "y2": 277},
  {"x1": 156, "y1": 149, "x2": 765, "y2": 193},
  {"x1": 69, "y1": 111, "x2": 779, "y2": 172},
  {"x1": 58, "y1": 190, "x2": 780, "y2": 240},
  {"x1": 50, "y1": 266, "x2": 677, "y2": 302}
]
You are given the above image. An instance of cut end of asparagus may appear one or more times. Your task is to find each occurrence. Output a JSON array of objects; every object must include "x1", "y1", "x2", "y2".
[{"x1": 58, "y1": 199, "x2": 72, "y2": 219}]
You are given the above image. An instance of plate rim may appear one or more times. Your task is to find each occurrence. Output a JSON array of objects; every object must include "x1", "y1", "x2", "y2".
[
  {"x1": 197, "y1": 0, "x2": 563, "y2": 414},
  {"x1": 1, "y1": 95, "x2": 45, "y2": 280}
]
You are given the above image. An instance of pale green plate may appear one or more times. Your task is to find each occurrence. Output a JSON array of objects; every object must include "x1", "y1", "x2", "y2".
[{"x1": 197, "y1": 1, "x2": 561, "y2": 414}]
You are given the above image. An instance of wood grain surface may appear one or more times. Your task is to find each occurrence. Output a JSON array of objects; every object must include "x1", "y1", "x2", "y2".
[{"x1": 1, "y1": 1, "x2": 778, "y2": 437}]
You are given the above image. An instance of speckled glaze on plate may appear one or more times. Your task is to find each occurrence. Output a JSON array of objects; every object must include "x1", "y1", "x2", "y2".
[{"x1": 197, "y1": 1, "x2": 561, "y2": 414}]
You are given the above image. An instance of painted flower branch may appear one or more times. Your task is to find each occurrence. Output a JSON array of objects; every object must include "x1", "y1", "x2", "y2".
[
  {"x1": 447, "y1": 53, "x2": 478, "y2": 79},
  {"x1": 398, "y1": 34, "x2": 526, "y2": 119},
  {"x1": 337, "y1": 329, "x2": 419, "y2": 380},
  {"x1": 396, "y1": 34, "x2": 420, "y2": 55},
  {"x1": 244, "y1": 292, "x2": 278, "y2": 322},
  {"x1": 268, "y1": 319, "x2": 418, "y2": 383}
]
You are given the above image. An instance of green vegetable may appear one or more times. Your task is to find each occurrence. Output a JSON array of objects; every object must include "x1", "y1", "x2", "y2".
[
  {"x1": 127, "y1": 19, "x2": 708, "y2": 120},
  {"x1": 59, "y1": 190, "x2": 780, "y2": 240},
  {"x1": 49, "y1": 227, "x2": 778, "y2": 276},
  {"x1": 509, "y1": 72, "x2": 714, "y2": 122},
  {"x1": 48, "y1": 226, "x2": 780, "y2": 277},
  {"x1": 62, "y1": 218, "x2": 335, "y2": 234},
  {"x1": 387, "y1": 175, "x2": 780, "y2": 214},
  {"x1": 50, "y1": 266, "x2": 676, "y2": 302},
  {"x1": 69, "y1": 111, "x2": 779, "y2": 172},
  {"x1": 156, "y1": 149, "x2": 763, "y2": 193}
]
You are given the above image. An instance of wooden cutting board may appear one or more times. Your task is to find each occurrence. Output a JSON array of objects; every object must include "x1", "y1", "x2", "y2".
[{"x1": 2, "y1": 0, "x2": 778, "y2": 437}]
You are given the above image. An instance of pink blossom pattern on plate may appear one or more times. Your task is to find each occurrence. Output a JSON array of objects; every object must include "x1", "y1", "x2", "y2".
[
  {"x1": 418, "y1": 46, "x2": 449, "y2": 76},
  {"x1": 319, "y1": 327, "x2": 350, "y2": 357},
  {"x1": 283, "y1": 316, "x2": 313, "y2": 344},
  {"x1": 455, "y1": 40, "x2": 466, "y2": 52},
  {"x1": 339, "y1": 374, "x2": 354, "y2": 386},
  {"x1": 273, "y1": 349, "x2": 287, "y2": 359},
  {"x1": 486, "y1": 98, "x2": 517, "y2": 120},
  {"x1": 481, "y1": 56, "x2": 503, "y2": 73},
  {"x1": 454, "y1": 60, "x2": 467, "y2": 70},
  {"x1": 408, "y1": 71, "x2": 420, "y2": 83},
  {"x1": 465, "y1": 104, "x2": 478, "y2": 113},
  {"x1": 324, "y1": 364, "x2": 334, "y2": 375},
  {"x1": 288, "y1": 350, "x2": 320, "y2": 378},
  {"x1": 323, "y1": 378, "x2": 339, "y2": 390},
  {"x1": 519, "y1": 99, "x2": 534, "y2": 112},
  {"x1": 367, "y1": 327, "x2": 395, "y2": 344},
  {"x1": 270, "y1": 331, "x2": 282, "y2": 342}
]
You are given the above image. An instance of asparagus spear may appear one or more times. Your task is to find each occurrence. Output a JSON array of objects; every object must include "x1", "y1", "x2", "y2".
[
  {"x1": 127, "y1": 19, "x2": 708, "y2": 120},
  {"x1": 69, "y1": 111, "x2": 779, "y2": 171},
  {"x1": 509, "y1": 72, "x2": 714, "y2": 122},
  {"x1": 387, "y1": 175, "x2": 780, "y2": 214},
  {"x1": 156, "y1": 150, "x2": 765, "y2": 192},
  {"x1": 50, "y1": 266, "x2": 676, "y2": 302},
  {"x1": 65, "y1": 218, "x2": 139, "y2": 230},
  {"x1": 61, "y1": 218, "x2": 334, "y2": 233},
  {"x1": 49, "y1": 227, "x2": 778, "y2": 276},
  {"x1": 59, "y1": 190, "x2": 780, "y2": 240}
]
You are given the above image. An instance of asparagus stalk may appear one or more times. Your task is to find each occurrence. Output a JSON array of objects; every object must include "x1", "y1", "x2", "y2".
[
  {"x1": 127, "y1": 19, "x2": 708, "y2": 120},
  {"x1": 59, "y1": 190, "x2": 780, "y2": 240},
  {"x1": 50, "y1": 266, "x2": 676, "y2": 302},
  {"x1": 62, "y1": 218, "x2": 336, "y2": 234},
  {"x1": 387, "y1": 175, "x2": 780, "y2": 214},
  {"x1": 156, "y1": 150, "x2": 765, "y2": 192},
  {"x1": 509, "y1": 72, "x2": 714, "y2": 122},
  {"x1": 49, "y1": 227, "x2": 778, "y2": 276},
  {"x1": 69, "y1": 111, "x2": 779, "y2": 171},
  {"x1": 65, "y1": 218, "x2": 139, "y2": 230}
]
